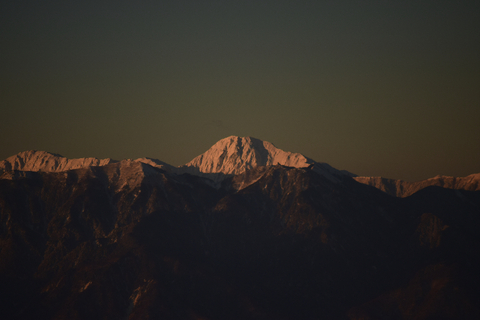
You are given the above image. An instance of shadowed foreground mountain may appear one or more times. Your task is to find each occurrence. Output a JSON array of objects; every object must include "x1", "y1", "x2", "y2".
[{"x1": 1, "y1": 137, "x2": 479, "y2": 319}]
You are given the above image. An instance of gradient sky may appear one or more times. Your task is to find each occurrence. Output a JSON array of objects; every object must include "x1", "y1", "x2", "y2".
[{"x1": 1, "y1": 1, "x2": 479, "y2": 181}]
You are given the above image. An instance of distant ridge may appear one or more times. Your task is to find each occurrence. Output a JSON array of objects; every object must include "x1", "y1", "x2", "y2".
[
  {"x1": 1, "y1": 137, "x2": 479, "y2": 196},
  {"x1": 354, "y1": 173, "x2": 480, "y2": 197},
  {"x1": 0, "y1": 150, "x2": 115, "y2": 174}
]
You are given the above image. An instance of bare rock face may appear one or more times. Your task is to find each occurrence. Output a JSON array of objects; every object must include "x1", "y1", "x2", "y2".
[
  {"x1": 0, "y1": 150, "x2": 115, "y2": 174},
  {"x1": 354, "y1": 173, "x2": 480, "y2": 197}
]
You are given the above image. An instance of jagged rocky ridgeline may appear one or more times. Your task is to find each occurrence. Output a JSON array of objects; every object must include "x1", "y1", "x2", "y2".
[
  {"x1": 1, "y1": 136, "x2": 479, "y2": 196},
  {"x1": 1, "y1": 136, "x2": 480, "y2": 319}
]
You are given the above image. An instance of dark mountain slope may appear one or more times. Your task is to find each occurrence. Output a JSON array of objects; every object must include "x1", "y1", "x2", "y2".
[
  {"x1": 348, "y1": 187, "x2": 480, "y2": 319},
  {"x1": 0, "y1": 161, "x2": 223, "y2": 319},
  {"x1": 207, "y1": 166, "x2": 413, "y2": 319},
  {"x1": 0, "y1": 163, "x2": 479, "y2": 319}
]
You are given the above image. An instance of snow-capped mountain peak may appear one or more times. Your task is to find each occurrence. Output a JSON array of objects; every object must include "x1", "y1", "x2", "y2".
[
  {"x1": 179, "y1": 136, "x2": 349, "y2": 182},
  {"x1": 181, "y1": 136, "x2": 311, "y2": 175}
]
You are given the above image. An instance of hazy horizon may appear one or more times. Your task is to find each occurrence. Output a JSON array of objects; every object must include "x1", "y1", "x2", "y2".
[{"x1": 1, "y1": 1, "x2": 479, "y2": 181}]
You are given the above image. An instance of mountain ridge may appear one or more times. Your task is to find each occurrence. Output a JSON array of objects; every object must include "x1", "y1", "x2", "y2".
[
  {"x1": 354, "y1": 174, "x2": 480, "y2": 197},
  {"x1": 1, "y1": 136, "x2": 478, "y2": 197},
  {"x1": 1, "y1": 139, "x2": 480, "y2": 319},
  {"x1": 0, "y1": 150, "x2": 116, "y2": 174}
]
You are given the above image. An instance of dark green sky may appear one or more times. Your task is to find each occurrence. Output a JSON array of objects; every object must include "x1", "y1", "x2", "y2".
[{"x1": 1, "y1": 1, "x2": 479, "y2": 181}]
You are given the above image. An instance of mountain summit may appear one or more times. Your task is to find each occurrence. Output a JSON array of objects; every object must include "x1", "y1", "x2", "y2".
[
  {"x1": 183, "y1": 136, "x2": 311, "y2": 174},
  {"x1": 180, "y1": 136, "x2": 349, "y2": 182}
]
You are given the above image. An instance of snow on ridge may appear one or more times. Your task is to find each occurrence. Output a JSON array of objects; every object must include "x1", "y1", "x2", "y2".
[
  {"x1": 2, "y1": 140, "x2": 477, "y2": 193},
  {"x1": 0, "y1": 150, "x2": 115, "y2": 173},
  {"x1": 353, "y1": 173, "x2": 480, "y2": 197},
  {"x1": 0, "y1": 137, "x2": 348, "y2": 183},
  {"x1": 134, "y1": 157, "x2": 177, "y2": 172}
]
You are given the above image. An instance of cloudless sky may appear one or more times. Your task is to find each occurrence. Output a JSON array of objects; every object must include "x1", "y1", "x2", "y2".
[{"x1": 1, "y1": 1, "x2": 479, "y2": 181}]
